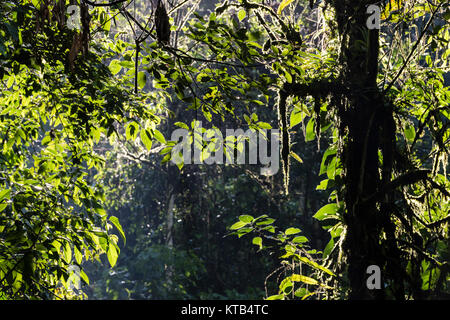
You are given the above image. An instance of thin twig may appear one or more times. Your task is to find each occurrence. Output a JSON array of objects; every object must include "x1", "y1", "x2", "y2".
[{"x1": 383, "y1": 1, "x2": 444, "y2": 93}]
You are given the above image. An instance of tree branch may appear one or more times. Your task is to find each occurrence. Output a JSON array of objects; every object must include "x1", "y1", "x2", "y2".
[{"x1": 383, "y1": 1, "x2": 444, "y2": 94}]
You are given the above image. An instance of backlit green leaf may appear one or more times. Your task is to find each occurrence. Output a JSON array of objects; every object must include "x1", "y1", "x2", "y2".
[
  {"x1": 285, "y1": 227, "x2": 301, "y2": 235},
  {"x1": 238, "y1": 9, "x2": 246, "y2": 21},
  {"x1": 277, "y1": 0, "x2": 295, "y2": 14},
  {"x1": 107, "y1": 243, "x2": 118, "y2": 268},
  {"x1": 137, "y1": 71, "x2": 147, "y2": 89},
  {"x1": 239, "y1": 215, "x2": 254, "y2": 223},
  {"x1": 140, "y1": 129, "x2": 153, "y2": 151},
  {"x1": 109, "y1": 216, "x2": 126, "y2": 245},
  {"x1": 290, "y1": 274, "x2": 319, "y2": 285},
  {"x1": 313, "y1": 203, "x2": 338, "y2": 221},
  {"x1": 230, "y1": 221, "x2": 248, "y2": 230},
  {"x1": 109, "y1": 59, "x2": 122, "y2": 75},
  {"x1": 153, "y1": 129, "x2": 166, "y2": 144},
  {"x1": 252, "y1": 236, "x2": 262, "y2": 249}
]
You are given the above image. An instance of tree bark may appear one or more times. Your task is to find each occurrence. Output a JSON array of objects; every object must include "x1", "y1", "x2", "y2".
[{"x1": 331, "y1": 0, "x2": 396, "y2": 299}]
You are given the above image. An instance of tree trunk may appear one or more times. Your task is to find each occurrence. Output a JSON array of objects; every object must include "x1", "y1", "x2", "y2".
[{"x1": 332, "y1": 0, "x2": 398, "y2": 299}]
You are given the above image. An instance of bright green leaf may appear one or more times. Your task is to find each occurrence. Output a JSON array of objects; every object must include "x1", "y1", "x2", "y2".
[
  {"x1": 256, "y1": 218, "x2": 275, "y2": 225},
  {"x1": 238, "y1": 9, "x2": 246, "y2": 21},
  {"x1": 109, "y1": 216, "x2": 126, "y2": 245},
  {"x1": 313, "y1": 203, "x2": 339, "y2": 221},
  {"x1": 290, "y1": 274, "x2": 319, "y2": 285},
  {"x1": 107, "y1": 243, "x2": 118, "y2": 268},
  {"x1": 290, "y1": 151, "x2": 303, "y2": 164},
  {"x1": 137, "y1": 71, "x2": 147, "y2": 89},
  {"x1": 109, "y1": 59, "x2": 122, "y2": 75},
  {"x1": 140, "y1": 129, "x2": 153, "y2": 151},
  {"x1": 0, "y1": 189, "x2": 10, "y2": 202},
  {"x1": 266, "y1": 294, "x2": 284, "y2": 300},
  {"x1": 239, "y1": 215, "x2": 254, "y2": 223},
  {"x1": 404, "y1": 124, "x2": 416, "y2": 142},
  {"x1": 292, "y1": 236, "x2": 308, "y2": 243},
  {"x1": 277, "y1": 0, "x2": 295, "y2": 14},
  {"x1": 230, "y1": 221, "x2": 248, "y2": 230},
  {"x1": 285, "y1": 227, "x2": 301, "y2": 235},
  {"x1": 252, "y1": 236, "x2": 262, "y2": 249},
  {"x1": 153, "y1": 129, "x2": 166, "y2": 144},
  {"x1": 74, "y1": 246, "x2": 83, "y2": 265},
  {"x1": 305, "y1": 117, "x2": 315, "y2": 142}
]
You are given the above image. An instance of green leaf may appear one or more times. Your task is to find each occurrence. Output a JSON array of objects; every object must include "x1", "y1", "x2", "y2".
[
  {"x1": 313, "y1": 203, "x2": 339, "y2": 221},
  {"x1": 277, "y1": 0, "x2": 295, "y2": 14},
  {"x1": 323, "y1": 237, "x2": 335, "y2": 259},
  {"x1": 292, "y1": 236, "x2": 308, "y2": 243},
  {"x1": 404, "y1": 124, "x2": 416, "y2": 142},
  {"x1": 239, "y1": 215, "x2": 254, "y2": 223},
  {"x1": 103, "y1": 13, "x2": 111, "y2": 32},
  {"x1": 236, "y1": 227, "x2": 253, "y2": 238},
  {"x1": 6, "y1": 75, "x2": 15, "y2": 88},
  {"x1": 285, "y1": 227, "x2": 301, "y2": 235},
  {"x1": 140, "y1": 129, "x2": 153, "y2": 151},
  {"x1": 109, "y1": 59, "x2": 122, "y2": 75},
  {"x1": 238, "y1": 9, "x2": 246, "y2": 21},
  {"x1": 326, "y1": 157, "x2": 337, "y2": 179},
  {"x1": 256, "y1": 218, "x2": 275, "y2": 225},
  {"x1": 257, "y1": 122, "x2": 272, "y2": 129},
  {"x1": 0, "y1": 189, "x2": 11, "y2": 202},
  {"x1": 252, "y1": 236, "x2": 262, "y2": 249},
  {"x1": 290, "y1": 274, "x2": 319, "y2": 285},
  {"x1": 31, "y1": 0, "x2": 41, "y2": 9},
  {"x1": 290, "y1": 109, "x2": 305, "y2": 128},
  {"x1": 297, "y1": 256, "x2": 335, "y2": 277},
  {"x1": 109, "y1": 216, "x2": 126, "y2": 245},
  {"x1": 230, "y1": 221, "x2": 248, "y2": 230},
  {"x1": 266, "y1": 294, "x2": 284, "y2": 300},
  {"x1": 174, "y1": 122, "x2": 189, "y2": 130},
  {"x1": 153, "y1": 129, "x2": 166, "y2": 144},
  {"x1": 280, "y1": 278, "x2": 293, "y2": 293},
  {"x1": 137, "y1": 71, "x2": 147, "y2": 89},
  {"x1": 107, "y1": 243, "x2": 118, "y2": 268},
  {"x1": 290, "y1": 151, "x2": 303, "y2": 164},
  {"x1": 126, "y1": 122, "x2": 138, "y2": 140},
  {"x1": 295, "y1": 287, "x2": 310, "y2": 298},
  {"x1": 320, "y1": 147, "x2": 337, "y2": 175},
  {"x1": 305, "y1": 117, "x2": 315, "y2": 142},
  {"x1": 93, "y1": 204, "x2": 107, "y2": 217},
  {"x1": 80, "y1": 269, "x2": 89, "y2": 285},
  {"x1": 316, "y1": 179, "x2": 330, "y2": 190},
  {"x1": 262, "y1": 225, "x2": 275, "y2": 233},
  {"x1": 74, "y1": 246, "x2": 83, "y2": 265},
  {"x1": 284, "y1": 70, "x2": 292, "y2": 83},
  {"x1": 63, "y1": 242, "x2": 72, "y2": 264}
]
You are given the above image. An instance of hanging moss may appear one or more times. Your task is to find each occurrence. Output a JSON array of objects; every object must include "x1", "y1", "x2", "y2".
[{"x1": 277, "y1": 89, "x2": 290, "y2": 195}]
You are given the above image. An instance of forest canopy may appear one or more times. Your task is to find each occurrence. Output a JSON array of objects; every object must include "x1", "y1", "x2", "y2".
[{"x1": 0, "y1": 0, "x2": 449, "y2": 300}]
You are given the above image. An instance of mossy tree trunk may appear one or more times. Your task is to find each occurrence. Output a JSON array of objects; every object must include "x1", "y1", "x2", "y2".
[{"x1": 330, "y1": 0, "x2": 402, "y2": 299}]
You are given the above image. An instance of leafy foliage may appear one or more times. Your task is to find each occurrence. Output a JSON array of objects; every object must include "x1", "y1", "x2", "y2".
[
  {"x1": 0, "y1": 0, "x2": 158, "y2": 299},
  {"x1": 228, "y1": 214, "x2": 335, "y2": 299},
  {"x1": 1, "y1": 0, "x2": 449, "y2": 300}
]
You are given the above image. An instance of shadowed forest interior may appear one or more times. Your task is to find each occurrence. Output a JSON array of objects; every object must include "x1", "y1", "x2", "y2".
[{"x1": 0, "y1": 0, "x2": 449, "y2": 300}]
